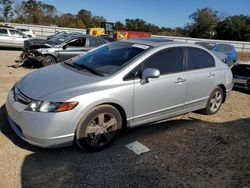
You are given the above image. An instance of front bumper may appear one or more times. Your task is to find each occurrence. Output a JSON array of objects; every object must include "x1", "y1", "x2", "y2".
[
  {"x1": 6, "y1": 90, "x2": 76, "y2": 148},
  {"x1": 21, "y1": 51, "x2": 44, "y2": 62}
]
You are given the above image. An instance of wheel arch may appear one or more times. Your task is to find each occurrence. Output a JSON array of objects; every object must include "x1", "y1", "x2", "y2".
[
  {"x1": 44, "y1": 54, "x2": 57, "y2": 61},
  {"x1": 96, "y1": 102, "x2": 128, "y2": 131},
  {"x1": 75, "y1": 98, "x2": 130, "y2": 133},
  {"x1": 217, "y1": 84, "x2": 226, "y2": 103}
]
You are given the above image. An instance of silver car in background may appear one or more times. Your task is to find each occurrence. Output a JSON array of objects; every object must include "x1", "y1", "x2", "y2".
[
  {"x1": 21, "y1": 33, "x2": 108, "y2": 67},
  {"x1": 6, "y1": 38, "x2": 233, "y2": 152},
  {"x1": 0, "y1": 26, "x2": 29, "y2": 48}
]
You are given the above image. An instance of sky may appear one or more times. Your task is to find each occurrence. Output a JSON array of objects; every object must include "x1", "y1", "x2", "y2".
[{"x1": 41, "y1": 0, "x2": 250, "y2": 28}]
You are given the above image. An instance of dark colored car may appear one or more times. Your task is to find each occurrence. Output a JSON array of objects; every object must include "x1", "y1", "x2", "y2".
[
  {"x1": 20, "y1": 33, "x2": 108, "y2": 67},
  {"x1": 231, "y1": 61, "x2": 250, "y2": 90},
  {"x1": 196, "y1": 42, "x2": 238, "y2": 67}
]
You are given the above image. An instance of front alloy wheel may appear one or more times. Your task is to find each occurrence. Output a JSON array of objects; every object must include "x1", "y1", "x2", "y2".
[{"x1": 76, "y1": 105, "x2": 122, "y2": 152}]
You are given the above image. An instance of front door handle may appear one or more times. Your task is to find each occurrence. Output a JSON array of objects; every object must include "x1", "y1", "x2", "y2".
[
  {"x1": 208, "y1": 72, "x2": 215, "y2": 78},
  {"x1": 175, "y1": 77, "x2": 186, "y2": 84}
]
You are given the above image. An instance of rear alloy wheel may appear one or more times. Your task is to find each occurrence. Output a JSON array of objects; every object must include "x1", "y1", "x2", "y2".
[
  {"x1": 76, "y1": 105, "x2": 122, "y2": 152},
  {"x1": 201, "y1": 87, "x2": 224, "y2": 115},
  {"x1": 42, "y1": 55, "x2": 57, "y2": 67}
]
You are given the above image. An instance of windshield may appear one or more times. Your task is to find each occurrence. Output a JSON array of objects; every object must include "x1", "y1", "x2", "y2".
[
  {"x1": 47, "y1": 34, "x2": 71, "y2": 45},
  {"x1": 69, "y1": 42, "x2": 149, "y2": 76}
]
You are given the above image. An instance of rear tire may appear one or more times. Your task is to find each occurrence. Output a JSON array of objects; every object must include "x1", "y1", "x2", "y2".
[
  {"x1": 42, "y1": 55, "x2": 57, "y2": 67},
  {"x1": 75, "y1": 105, "x2": 122, "y2": 152},
  {"x1": 201, "y1": 86, "x2": 224, "y2": 115}
]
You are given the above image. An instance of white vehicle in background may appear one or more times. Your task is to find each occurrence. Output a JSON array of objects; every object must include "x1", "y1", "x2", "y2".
[
  {"x1": 0, "y1": 26, "x2": 29, "y2": 48},
  {"x1": 16, "y1": 28, "x2": 36, "y2": 38}
]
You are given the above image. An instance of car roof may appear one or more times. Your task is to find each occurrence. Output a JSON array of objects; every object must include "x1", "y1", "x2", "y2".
[
  {"x1": 196, "y1": 41, "x2": 233, "y2": 47},
  {"x1": 121, "y1": 38, "x2": 205, "y2": 50},
  {"x1": 54, "y1": 33, "x2": 106, "y2": 40},
  {"x1": 51, "y1": 33, "x2": 108, "y2": 44},
  {"x1": 0, "y1": 26, "x2": 14, "y2": 29},
  {"x1": 124, "y1": 37, "x2": 173, "y2": 47}
]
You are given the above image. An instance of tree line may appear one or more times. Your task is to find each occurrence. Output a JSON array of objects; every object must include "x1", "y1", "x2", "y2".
[{"x1": 0, "y1": 0, "x2": 250, "y2": 41}]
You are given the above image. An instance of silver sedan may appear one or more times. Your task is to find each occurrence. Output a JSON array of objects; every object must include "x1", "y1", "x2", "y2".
[{"x1": 6, "y1": 38, "x2": 233, "y2": 151}]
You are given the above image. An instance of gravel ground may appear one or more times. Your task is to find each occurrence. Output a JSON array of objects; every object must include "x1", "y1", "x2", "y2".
[{"x1": 0, "y1": 50, "x2": 249, "y2": 188}]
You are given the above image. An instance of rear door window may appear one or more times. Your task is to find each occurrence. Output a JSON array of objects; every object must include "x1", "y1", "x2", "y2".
[
  {"x1": 89, "y1": 38, "x2": 103, "y2": 47},
  {"x1": 187, "y1": 47, "x2": 215, "y2": 70},
  {"x1": 143, "y1": 47, "x2": 184, "y2": 75}
]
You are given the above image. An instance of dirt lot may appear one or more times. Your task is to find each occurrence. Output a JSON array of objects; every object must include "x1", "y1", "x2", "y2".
[
  {"x1": 0, "y1": 50, "x2": 249, "y2": 188},
  {"x1": 238, "y1": 52, "x2": 250, "y2": 61}
]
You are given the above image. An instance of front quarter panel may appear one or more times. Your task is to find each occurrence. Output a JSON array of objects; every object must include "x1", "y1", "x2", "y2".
[{"x1": 63, "y1": 79, "x2": 134, "y2": 134}]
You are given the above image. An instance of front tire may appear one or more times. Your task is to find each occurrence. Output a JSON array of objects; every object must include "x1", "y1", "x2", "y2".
[
  {"x1": 42, "y1": 55, "x2": 57, "y2": 67},
  {"x1": 75, "y1": 105, "x2": 122, "y2": 152},
  {"x1": 201, "y1": 87, "x2": 224, "y2": 115}
]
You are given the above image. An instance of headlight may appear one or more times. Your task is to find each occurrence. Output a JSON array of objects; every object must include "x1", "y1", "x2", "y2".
[
  {"x1": 25, "y1": 100, "x2": 78, "y2": 112},
  {"x1": 37, "y1": 49, "x2": 49, "y2": 53}
]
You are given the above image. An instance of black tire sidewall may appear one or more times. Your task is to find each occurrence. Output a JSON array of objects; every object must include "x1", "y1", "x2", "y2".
[
  {"x1": 76, "y1": 105, "x2": 122, "y2": 152},
  {"x1": 42, "y1": 55, "x2": 56, "y2": 67}
]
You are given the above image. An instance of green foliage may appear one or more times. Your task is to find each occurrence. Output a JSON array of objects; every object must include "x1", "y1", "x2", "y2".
[
  {"x1": 0, "y1": 0, "x2": 14, "y2": 21},
  {"x1": 187, "y1": 8, "x2": 219, "y2": 38},
  {"x1": 13, "y1": 0, "x2": 57, "y2": 25},
  {"x1": 216, "y1": 15, "x2": 250, "y2": 41}
]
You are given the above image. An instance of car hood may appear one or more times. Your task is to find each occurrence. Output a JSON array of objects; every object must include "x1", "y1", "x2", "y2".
[
  {"x1": 24, "y1": 38, "x2": 54, "y2": 51},
  {"x1": 16, "y1": 64, "x2": 104, "y2": 101}
]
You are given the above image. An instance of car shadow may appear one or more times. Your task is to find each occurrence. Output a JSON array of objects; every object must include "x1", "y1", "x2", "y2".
[{"x1": 1, "y1": 103, "x2": 250, "y2": 187}]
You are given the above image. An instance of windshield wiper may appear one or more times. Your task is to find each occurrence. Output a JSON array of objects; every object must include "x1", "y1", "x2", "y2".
[
  {"x1": 64, "y1": 62, "x2": 104, "y2": 77},
  {"x1": 76, "y1": 64, "x2": 104, "y2": 77},
  {"x1": 64, "y1": 61, "x2": 82, "y2": 69}
]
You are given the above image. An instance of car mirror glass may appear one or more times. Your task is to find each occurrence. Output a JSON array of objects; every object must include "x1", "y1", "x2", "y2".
[{"x1": 141, "y1": 68, "x2": 160, "y2": 84}]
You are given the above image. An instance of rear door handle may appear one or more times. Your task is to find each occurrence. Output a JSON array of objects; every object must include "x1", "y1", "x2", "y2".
[
  {"x1": 208, "y1": 72, "x2": 215, "y2": 78},
  {"x1": 175, "y1": 77, "x2": 186, "y2": 84}
]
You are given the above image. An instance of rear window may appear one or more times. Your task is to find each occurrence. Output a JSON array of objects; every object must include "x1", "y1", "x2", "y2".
[
  {"x1": 187, "y1": 47, "x2": 215, "y2": 70},
  {"x1": 213, "y1": 44, "x2": 225, "y2": 53},
  {"x1": 213, "y1": 44, "x2": 234, "y2": 53},
  {"x1": 0, "y1": 29, "x2": 8, "y2": 36}
]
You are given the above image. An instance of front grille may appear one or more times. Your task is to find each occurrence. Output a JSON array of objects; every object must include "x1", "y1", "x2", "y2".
[{"x1": 13, "y1": 87, "x2": 32, "y2": 105}]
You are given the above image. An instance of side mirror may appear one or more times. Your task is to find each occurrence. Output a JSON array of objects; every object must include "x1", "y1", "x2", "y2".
[
  {"x1": 62, "y1": 45, "x2": 67, "y2": 50},
  {"x1": 141, "y1": 68, "x2": 160, "y2": 84}
]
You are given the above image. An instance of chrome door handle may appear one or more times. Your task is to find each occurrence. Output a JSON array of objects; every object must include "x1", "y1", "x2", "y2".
[
  {"x1": 208, "y1": 72, "x2": 215, "y2": 78},
  {"x1": 175, "y1": 77, "x2": 186, "y2": 84}
]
